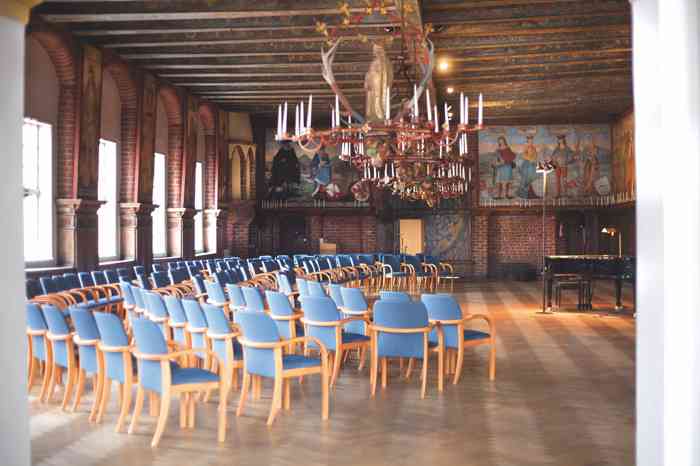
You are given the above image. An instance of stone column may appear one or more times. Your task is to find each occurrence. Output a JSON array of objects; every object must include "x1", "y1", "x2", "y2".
[
  {"x1": 167, "y1": 207, "x2": 196, "y2": 259},
  {"x1": 0, "y1": 4, "x2": 43, "y2": 465},
  {"x1": 56, "y1": 198, "x2": 104, "y2": 271},
  {"x1": 204, "y1": 208, "x2": 221, "y2": 254},
  {"x1": 120, "y1": 203, "x2": 157, "y2": 268},
  {"x1": 216, "y1": 203, "x2": 230, "y2": 255}
]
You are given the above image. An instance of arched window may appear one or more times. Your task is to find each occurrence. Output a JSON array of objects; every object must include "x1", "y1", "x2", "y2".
[
  {"x1": 23, "y1": 37, "x2": 58, "y2": 265},
  {"x1": 194, "y1": 120, "x2": 205, "y2": 253},
  {"x1": 98, "y1": 70, "x2": 121, "y2": 260},
  {"x1": 153, "y1": 95, "x2": 168, "y2": 257}
]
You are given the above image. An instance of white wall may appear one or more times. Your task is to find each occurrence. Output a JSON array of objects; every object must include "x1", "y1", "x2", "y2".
[
  {"x1": 0, "y1": 15, "x2": 31, "y2": 466},
  {"x1": 100, "y1": 70, "x2": 121, "y2": 143},
  {"x1": 24, "y1": 36, "x2": 58, "y2": 126}
]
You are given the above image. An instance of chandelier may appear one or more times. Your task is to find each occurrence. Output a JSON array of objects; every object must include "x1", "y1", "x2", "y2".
[{"x1": 273, "y1": 1, "x2": 485, "y2": 207}]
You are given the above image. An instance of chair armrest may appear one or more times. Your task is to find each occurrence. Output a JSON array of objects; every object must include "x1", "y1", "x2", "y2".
[
  {"x1": 134, "y1": 347, "x2": 221, "y2": 364},
  {"x1": 47, "y1": 332, "x2": 75, "y2": 342},
  {"x1": 98, "y1": 343, "x2": 131, "y2": 353},
  {"x1": 73, "y1": 335, "x2": 99, "y2": 346},
  {"x1": 206, "y1": 331, "x2": 240, "y2": 340},
  {"x1": 464, "y1": 313, "x2": 495, "y2": 333},
  {"x1": 367, "y1": 324, "x2": 432, "y2": 334},
  {"x1": 270, "y1": 312, "x2": 303, "y2": 321},
  {"x1": 238, "y1": 336, "x2": 328, "y2": 355},
  {"x1": 27, "y1": 329, "x2": 47, "y2": 337}
]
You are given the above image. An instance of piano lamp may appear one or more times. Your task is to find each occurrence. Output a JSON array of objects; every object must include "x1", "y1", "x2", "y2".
[
  {"x1": 601, "y1": 227, "x2": 622, "y2": 257},
  {"x1": 537, "y1": 160, "x2": 556, "y2": 314}
]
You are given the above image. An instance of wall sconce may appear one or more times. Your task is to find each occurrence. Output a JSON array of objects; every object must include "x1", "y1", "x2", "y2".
[{"x1": 601, "y1": 227, "x2": 622, "y2": 257}]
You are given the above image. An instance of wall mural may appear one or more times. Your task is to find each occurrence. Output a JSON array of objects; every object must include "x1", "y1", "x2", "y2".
[
  {"x1": 612, "y1": 112, "x2": 635, "y2": 194},
  {"x1": 77, "y1": 45, "x2": 103, "y2": 198},
  {"x1": 424, "y1": 214, "x2": 469, "y2": 261},
  {"x1": 264, "y1": 129, "x2": 364, "y2": 205},
  {"x1": 479, "y1": 125, "x2": 612, "y2": 203}
]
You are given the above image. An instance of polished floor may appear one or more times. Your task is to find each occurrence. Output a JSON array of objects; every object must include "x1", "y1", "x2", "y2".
[{"x1": 29, "y1": 281, "x2": 635, "y2": 466}]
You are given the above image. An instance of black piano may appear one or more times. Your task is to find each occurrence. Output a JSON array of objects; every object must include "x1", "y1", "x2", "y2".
[{"x1": 543, "y1": 255, "x2": 635, "y2": 311}]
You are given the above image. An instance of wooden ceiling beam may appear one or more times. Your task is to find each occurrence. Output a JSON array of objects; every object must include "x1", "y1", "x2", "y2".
[{"x1": 434, "y1": 23, "x2": 631, "y2": 39}]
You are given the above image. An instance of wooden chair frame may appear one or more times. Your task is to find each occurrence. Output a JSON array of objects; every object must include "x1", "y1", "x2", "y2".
[
  {"x1": 367, "y1": 322, "x2": 443, "y2": 399},
  {"x1": 301, "y1": 316, "x2": 371, "y2": 387},
  {"x1": 27, "y1": 328, "x2": 52, "y2": 402},
  {"x1": 129, "y1": 347, "x2": 227, "y2": 447},
  {"x1": 45, "y1": 331, "x2": 77, "y2": 411},
  {"x1": 71, "y1": 335, "x2": 102, "y2": 420},
  {"x1": 237, "y1": 336, "x2": 329, "y2": 426},
  {"x1": 95, "y1": 342, "x2": 136, "y2": 431}
]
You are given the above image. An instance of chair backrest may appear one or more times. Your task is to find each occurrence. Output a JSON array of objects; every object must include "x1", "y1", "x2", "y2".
[
  {"x1": 373, "y1": 300, "x2": 429, "y2": 358},
  {"x1": 119, "y1": 280, "x2": 136, "y2": 306},
  {"x1": 296, "y1": 278, "x2": 309, "y2": 298},
  {"x1": 104, "y1": 269, "x2": 119, "y2": 284},
  {"x1": 182, "y1": 299, "x2": 208, "y2": 329},
  {"x1": 92, "y1": 270, "x2": 108, "y2": 285},
  {"x1": 144, "y1": 291, "x2": 169, "y2": 320},
  {"x1": 202, "y1": 303, "x2": 238, "y2": 364},
  {"x1": 69, "y1": 308, "x2": 100, "y2": 373},
  {"x1": 301, "y1": 296, "x2": 342, "y2": 350},
  {"x1": 39, "y1": 276, "x2": 57, "y2": 295},
  {"x1": 340, "y1": 287, "x2": 368, "y2": 312},
  {"x1": 308, "y1": 280, "x2": 327, "y2": 298},
  {"x1": 204, "y1": 280, "x2": 227, "y2": 304},
  {"x1": 327, "y1": 283, "x2": 344, "y2": 307},
  {"x1": 191, "y1": 274, "x2": 206, "y2": 295},
  {"x1": 242, "y1": 286, "x2": 265, "y2": 312},
  {"x1": 132, "y1": 285, "x2": 147, "y2": 309},
  {"x1": 163, "y1": 295, "x2": 188, "y2": 325},
  {"x1": 277, "y1": 273, "x2": 294, "y2": 296},
  {"x1": 26, "y1": 279, "x2": 44, "y2": 299},
  {"x1": 78, "y1": 272, "x2": 95, "y2": 288},
  {"x1": 26, "y1": 303, "x2": 48, "y2": 360},
  {"x1": 136, "y1": 272, "x2": 151, "y2": 290},
  {"x1": 94, "y1": 312, "x2": 130, "y2": 383},
  {"x1": 266, "y1": 290, "x2": 294, "y2": 316},
  {"x1": 131, "y1": 319, "x2": 168, "y2": 393},
  {"x1": 151, "y1": 271, "x2": 170, "y2": 288},
  {"x1": 117, "y1": 267, "x2": 133, "y2": 281},
  {"x1": 379, "y1": 290, "x2": 411, "y2": 302},
  {"x1": 404, "y1": 255, "x2": 422, "y2": 270},
  {"x1": 152, "y1": 263, "x2": 164, "y2": 273},
  {"x1": 133, "y1": 265, "x2": 146, "y2": 276},
  {"x1": 169, "y1": 267, "x2": 189, "y2": 285},
  {"x1": 421, "y1": 293, "x2": 463, "y2": 347},
  {"x1": 225, "y1": 283, "x2": 246, "y2": 309},
  {"x1": 382, "y1": 255, "x2": 402, "y2": 271},
  {"x1": 235, "y1": 311, "x2": 280, "y2": 377},
  {"x1": 43, "y1": 304, "x2": 70, "y2": 336}
]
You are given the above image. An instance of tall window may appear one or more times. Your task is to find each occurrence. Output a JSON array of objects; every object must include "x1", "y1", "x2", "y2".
[
  {"x1": 194, "y1": 161, "x2": 204, "y2": 253},
  {"x1": 152, "y1": 153, "x2": 167, "y2": 256},
  {"x1": 98, "y1": 139, "x2": 119, "y2": 260},
  {"x1": 22, "y1": 118, "x2": 53, "y2": 264}
]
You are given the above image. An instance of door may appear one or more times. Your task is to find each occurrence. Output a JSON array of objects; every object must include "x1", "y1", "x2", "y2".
[{"x1": 399, "y1": 219, "x2": 424, "y2": 255}]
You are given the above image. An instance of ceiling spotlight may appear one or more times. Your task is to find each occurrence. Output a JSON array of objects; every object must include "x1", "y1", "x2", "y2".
[
  {"x1": 438, "y1": 60, "x2": 449, "y2": 71},
  {"x1": 446, "y1": 86, "x2": 455, "y2": 94}
]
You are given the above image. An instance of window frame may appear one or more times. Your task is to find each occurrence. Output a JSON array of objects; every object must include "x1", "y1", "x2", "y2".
[
  {"x1": 152, "y1": 152, "x2": 168, "y2": 258},
  {"x1": 22, "y1": 118, "x2": 56, "y2": 267},
  {"x1": 194, "y1": 160, "x2": 204, "y2": 254},
  {"x1": 97, "y1": 138, "x2": 120, "y2": 262}
]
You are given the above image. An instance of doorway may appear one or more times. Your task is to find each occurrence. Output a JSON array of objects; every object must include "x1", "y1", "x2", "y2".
[{"x1": 398, "y1": 219, "x2": 423, "y2": 255}]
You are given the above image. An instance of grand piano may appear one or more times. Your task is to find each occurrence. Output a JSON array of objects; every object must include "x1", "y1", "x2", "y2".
[{"x1": 543, "y1": 255, "x2": 635, "y2": 311}]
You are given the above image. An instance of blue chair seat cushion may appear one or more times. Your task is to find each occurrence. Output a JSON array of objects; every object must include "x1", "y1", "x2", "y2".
[
  {"x1": 282, "y1": 354, "x2": 321, "y2": 371},
  {"x1": 171, "y1": 366, "x2": 219, "y2": 386},
  {"x1": 342, "y1": 332, "x2": 370, "y2": 344},
  {"x1": 464, "y1": 330, "x2": 490, "y2": 341}
]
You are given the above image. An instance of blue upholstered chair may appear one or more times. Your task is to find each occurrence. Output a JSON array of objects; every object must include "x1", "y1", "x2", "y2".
[
  {"x1": 93, "y1": 311, "x2": 135, "y2": 431},
  {"x1": 265, "y1": 290, "x2": 303, "y2": 344},
  {"x1": 181, "y1": 299, "x2": 210, "y2": 366},
  {"x1": 327, "y1": 283, "x2": 344, "y2": 308},
  {"x1": 339, "y1": 286, "x2": 371, "y2": 335},
  {"x1": 190, "y1": 274, "x2": 207, "y2": 302},
  {"x1": 276, "y1": 272, "x2": 297, "y2": 299},
  {"x1": 235, "y1": 311, "x2": 329, "y2": 426},
  {"x1": 404, "y1": 255, "x2": 432, "y2": 291},
  {"x1": 204, "y1": 279, "x2": 230, "y2": 312},
  {"x1": 104, "y1": 269, "x2": 120, "y2": 284},
  {"x1": 368, "y1": 300, "x2": 442, "y2": 398},
  {"x1": 421, "y1": 293, "x2": 496, "y2": 383},
  {"x1": 225, "y1": 284, "x2": 247, "y2": 313},
  {"x1": 242, "y1": 286, "x2": 266, "y2": 312},
  {"x1": 119, "y1": 280, "x2": 140, "y2": 326},
  {"x1": 202, "y1": 303, "x2": 243, "y2": 394},
  {"x1": 132, "y1": 285, "x2": 148, "y2": 315},
  {"x1": 129, "y1": 318, "x2": 227, "y2": 447},
  {"x1": 163, "y1": 295, "x2": 189, "y2": 347},
  {"x1": 301, "y1": 296, "x2": 370, "y2": 386},
  {"x1": 307, "y1": 280, "x2": 327, "y2": 298},
  {"x1": 69, "y1": 308, "x2": 102, "y2": 418},
  {"x1": 42, "y1": 304, "x2": 77, "y2": 410},
  {"x1": 26, "y1": 303, "x2": 51, "y2": 401},
  {"x1": 296, "y1": 278, "x2": 310, "y2": 299},
  {"x1": 380, "y1": 255, "x2": 408, "y2": 290},
  {"x1": 379, "y1": 290, "x2": 412, "y2": 302},
  {"x1": 144, "y1": 291, "x2": 171, "y2": 338}
]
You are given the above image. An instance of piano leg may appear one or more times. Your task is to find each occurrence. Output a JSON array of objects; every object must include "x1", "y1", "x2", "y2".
[{"x1": 615, "y1": 278, "x2": 624, "y2": 311}]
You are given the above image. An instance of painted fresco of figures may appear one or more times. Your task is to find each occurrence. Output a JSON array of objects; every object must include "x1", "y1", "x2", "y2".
[
  {"x1": 479, "y1": 125, "x2": 612, "y2": 203},
  {"x1": 269, "y1": 140, "x2": 300, "y2": 199},
  {"x1": 311, "y1": 147, "x2": 332, "y2": 197},
  {"x1": 492, "y1": 136, "x2": 516, "y2": 199},
  {"x1": 517, "y1": 134, "x2": 538, "y2": 198}
]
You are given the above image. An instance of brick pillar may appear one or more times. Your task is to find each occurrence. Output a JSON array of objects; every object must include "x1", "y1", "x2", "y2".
[
  {"x1": 308, "y1": 215, "x2": 323, "y2": 253},
  {"x1": 471, "y1": 213, "x2": 489, "y2": 279},
  {"x1": 56, "y1": 198, "x2": 104, "y2": 271},
  {"x1": 203, "y1": 208, "x2": 220, "y2": 253},
  {"x1": 216, "y1": 204, "x2": 229, "y2": 255},
  {"x1": 120, "y1": 203, "x2": 156, "y2": 268},
  {"x1": 228, "y1": 201, "x2": 255, "y2": 258},
  {"x1": 361, "y1": 215, "x2": 377, "y2": 252},
  {"x1": 167, "y1": 207, "x2": 196, "y2": 259}
]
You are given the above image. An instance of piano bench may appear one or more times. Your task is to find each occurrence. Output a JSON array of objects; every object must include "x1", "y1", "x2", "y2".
[{"x1": 553, "y1": 276, "x2": 593, "y2": 310}]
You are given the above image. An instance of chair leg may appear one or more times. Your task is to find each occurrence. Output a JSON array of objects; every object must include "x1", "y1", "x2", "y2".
[
  {"x1": 283, "y1": 379, "x2": 291, "y2": 410},
  {"x1": 266, "y1": 377, "x2": 282, "y2": 426},
  {"x1": 330, "y1": 350, "x2": 343, "y2": 387},
  {"x1": 236, "y1": 372, "x2": 251, "y2": 417},
  {"x1": 149, "y1": 392, "x2": 159, "y2": 417},
  {"x1": 61, "y1": 365, "x2": 76, "y2": 411},
  {"x1": 151, "y1": 390, "x2": 171, "y2": 447},
  {"x1": 489, "y1": 339, "x2": 497, "y2": 381},
  {"x1": 46, "y1": 366, "x2": 60, "y2": 403},
  {"x1": 39, "y1": 360, "x2": 52, "y2": 403},
  {"x1": 217, "y1": 384, "x2": 228, "y2": 442},
  {"x1": 27, "y1": 356, "x2": 37, "y2": 392},
  {"x1": 421, "y1": 353, "x2": 429, "y2": 399},
  {"x1": 437, "y1": 348, "x2": 444, "y2": 393},
  {"x1": 454, "y1": 346, "x2": 465, "y2": 385},
  {"x1": 370, "y1": 346, "x2": 378, "y2": 397},
  {"x1": 179, "y1": 395, "x2": 187, "y2": 428},
  {"x1": 405, "y1": 358, "x2": 414, "y2": 379},
  {"x1": 96, "y1": 378, "x2": 111, "y2": 424},
  {"x1": 381, "y1": 358, "x2": 388, "y2": 389},
  {"x1": 321, "y1": 362, "x2": 329, "y2": 421},
  {"x1": 71, "y1": 369, "x2": 86, "y2": 412},
  {"x1": 115, "y1": 379, "x2": 132, "y2": 433},
  {"x1": 358, "y1": 345, "x2": 367, "y2": 372},
  {"x1": 128, "y1": 386, "x2": 145, "y2": 435}
]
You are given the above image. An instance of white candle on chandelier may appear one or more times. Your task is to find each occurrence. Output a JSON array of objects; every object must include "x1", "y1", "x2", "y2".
[
  {"x1": 300, "y1": 101, "x2": 305, "y2": 134},
  {"x1": 465, "y1": 96, "x2": 469, "y2": 125},
  {"x1": 460, "y1": 92, "x2": 464, "y2": 124},
  {"x1": 444, "y1": 103, "x2": 449, "y2": 130},
  {"x1": 335, "y1": 94, "x2": 340, "y2": 127},
  {"x1": 307, "y1": 94, "x2": 312, "y2": 130},
  {"x1": 426, "y1": 88, "x2": 432, "y2": 122},
  {"x1": 478, "y1": 93, "x2": 483, "y2": 126},
  {"x1": 283, "y1": 101, "x2": 288, "y2": 136},
  {"x1": 468, "y1": 167, "x2": 472, "y2": 182},
  {"x1": 434, "y1": 105, "x2": 439, "y2": 132},
  {"x1": 277, "y1": 104, "x2": 282, "y2": 140},
  {"x1": 413, "y1": 84, "x2": 419, "y2": 119},
  {"x1": 294, "y1": 104, "x2": 299, "y2": 137},
  {"x1": 385, "y1": 86, "x2": 390, "y2": 120}
]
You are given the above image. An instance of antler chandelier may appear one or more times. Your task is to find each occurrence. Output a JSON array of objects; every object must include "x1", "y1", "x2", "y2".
[{"x1": 273, "y1": 0, "x2": 485, "y2": 207}]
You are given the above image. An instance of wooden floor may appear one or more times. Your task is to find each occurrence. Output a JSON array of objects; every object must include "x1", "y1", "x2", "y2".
[{"x1": 29, "y1": 281, "x2": 635, "y2": 466}]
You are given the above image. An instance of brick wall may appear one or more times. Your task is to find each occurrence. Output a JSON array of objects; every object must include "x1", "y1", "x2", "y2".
[
  {"x1": 299, "y1": 214, "x2": 377, "y2": 254},
  {"x1": 471, "y1": 214, "x2": 489, "y2": 278},
  {"x1": 487, "y1": 213, "x2": 556, "y2": 278}
]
